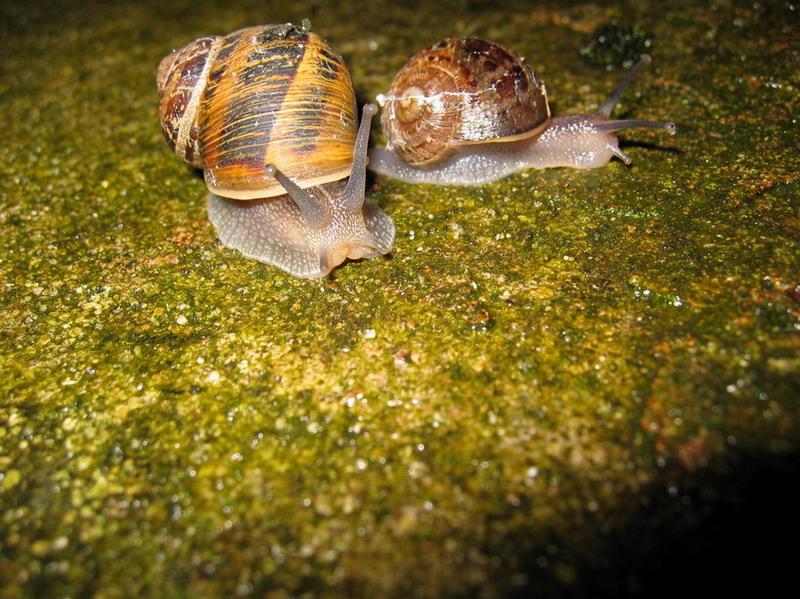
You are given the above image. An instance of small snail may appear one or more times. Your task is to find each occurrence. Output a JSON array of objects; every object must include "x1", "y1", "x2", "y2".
[
  {"x1": 157, "y1": 23, "x2": 394, "y2": 278},
  {"x1": 369, "y1": 38, "x2": 676, "y2": 185}
]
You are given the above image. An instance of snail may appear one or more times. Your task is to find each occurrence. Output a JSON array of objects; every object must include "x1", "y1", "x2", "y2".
[
  {"x1": 368, "y1": 38, "x2": 676, "y2": 185},
  {"x1": 157, "y1": 23, "x2": 395, "y2": 278}
]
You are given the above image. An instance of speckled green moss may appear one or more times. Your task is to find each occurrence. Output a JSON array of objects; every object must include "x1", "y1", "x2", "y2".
[{"x1": 1, "y1": 0, "x2": 799, "y2": 597}]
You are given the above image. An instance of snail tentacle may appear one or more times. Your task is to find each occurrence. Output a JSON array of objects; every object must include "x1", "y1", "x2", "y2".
[
  {"x1": 594, "y1": 119, "x2": 676, "y2": 135},
  {"x1": 265, "y1": 164, "x2": 330, "y2": 230},
  {"x1": 598, "y1": 54, "x2": 653, "y2": 117},
  {"x1": 594, "y1": 54, "x2": 676, "y2": 139},
  {"x1": 342, "y1": 104, "x2": 378, "y2": 212}
]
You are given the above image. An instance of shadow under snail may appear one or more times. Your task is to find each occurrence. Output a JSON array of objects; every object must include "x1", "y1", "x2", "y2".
[
  {"x1": 369, "y1": 38, "x2": 676, "y2": 185},
  {"x1": 157, "y1": 22, "x2": 395, "y2": 278}
]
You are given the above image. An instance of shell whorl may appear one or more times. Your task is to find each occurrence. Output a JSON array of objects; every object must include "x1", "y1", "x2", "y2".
[
  {"x1": 157, "y1": 25, "x2": 358, "y2": 200},
  {"x1": 380, "y1": 63, "x2": 462, "y2": 166},
  {"x1": 157, "y1": 36, "x2": 220, "y2": 168},
  {"x1": 380, "y1": 38, "x2": 551, "y2": 166}
]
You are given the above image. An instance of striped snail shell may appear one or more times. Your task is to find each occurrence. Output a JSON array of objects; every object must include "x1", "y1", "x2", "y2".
[
  {"x1": 156, "y1": 23, "x2": 394, "y2": 279},
  {"x1": 157, "y1": 23, "x2": 358, "y2": 199},
  {"x1": 378, "y1": 38, "x2": 551, "y2": 166}
]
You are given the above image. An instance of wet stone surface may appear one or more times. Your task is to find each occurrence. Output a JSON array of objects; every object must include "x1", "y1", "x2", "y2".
[{"x1": 1, "y1": 0, "x2": 799, "y2": 596}]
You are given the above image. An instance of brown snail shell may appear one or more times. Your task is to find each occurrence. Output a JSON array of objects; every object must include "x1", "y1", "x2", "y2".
[
  {"x1": 157, "y1": 24, "x2": 358, "y2": 199},
  {"x1": 379, "y1": 38, "x2": 551, "y2": 166}
]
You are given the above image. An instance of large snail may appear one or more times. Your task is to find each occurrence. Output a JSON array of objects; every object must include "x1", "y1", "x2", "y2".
[
  {"x1": 369, "y1": 38, "x2": 676, "y2": 185},
  {"x1": 157, "y1": 23, "x2": 395, "y2": 278}
]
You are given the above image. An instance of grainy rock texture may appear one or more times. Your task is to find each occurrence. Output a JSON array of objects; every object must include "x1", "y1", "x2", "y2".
[{"x1": 1, "y1": 0, "x2": 798, "y2": 596}]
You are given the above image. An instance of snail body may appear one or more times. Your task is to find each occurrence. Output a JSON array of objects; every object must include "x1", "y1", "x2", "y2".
[
  {"x1": 369, "y1": 38, "x2": 675, "y2": 185},
  {"x1": 157, "y1": 23, "x2": 394, "y2": 278}
]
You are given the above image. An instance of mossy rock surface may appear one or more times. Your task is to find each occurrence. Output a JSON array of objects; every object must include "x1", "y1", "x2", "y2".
[{"x1": 1, "y1": 1, "x2": 799, "y2": 596}]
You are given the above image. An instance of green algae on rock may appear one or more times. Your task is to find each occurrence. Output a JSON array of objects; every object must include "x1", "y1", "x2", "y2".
[
  {"x1": 1, "y1": 0, "x2": 799, "y2": 597},
  {"x1": 579, "y1": 21, "x2": 653, "y2": 70}
]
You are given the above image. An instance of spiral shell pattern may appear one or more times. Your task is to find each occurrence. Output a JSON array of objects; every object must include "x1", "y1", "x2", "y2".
[
  {"x1": 157, "y1": 25, "x2": 358, "y2": 199},
  {"x1": 157, "y1": 36, "x2": 219, "y2": 168},
  {"x1": 380, "y1": 38, "x2": 551, "y2": 165}
]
